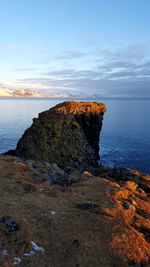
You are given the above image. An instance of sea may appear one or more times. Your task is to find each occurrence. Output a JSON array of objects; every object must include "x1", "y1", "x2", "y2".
[{"x1": 0, "y1": 98, "x2": 150, "y2": 174}]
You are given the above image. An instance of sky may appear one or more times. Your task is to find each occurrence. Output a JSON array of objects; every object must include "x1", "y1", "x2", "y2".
[{"x1": 0, "y1": 0, "x2": 150, "y2": 97}]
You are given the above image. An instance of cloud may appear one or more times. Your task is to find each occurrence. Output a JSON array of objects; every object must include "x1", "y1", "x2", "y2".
[
  {"x1": 7, "y1": 44, "x2": 26, "y2": 53},
  {"x1": 43, "y1": 59, "x2": 150, "y2": 81},
  {"x1": 58, "y1": 50, "x2": 86, "y2": 60},
  {"x1": 17, "y1": 57, "x2": 150, "y2": 96},
  {"x1": 43, "y1": 69, "x2": 100, "y2": 79},
  {"x1": 14, "y1": 68, "x2": 38, "y2": 72},
  {"x1": 16, "y1": 75, "x2": 150, "y2": 97},
  {"x1": 2, "y1": 43, "x2": 150, "y2": 97},
  {"x1": 108, "y1": 44, "x2": 150, "y2": 62},
  {"x1": 0, "y1": 83, "x2": 5, "y2": 87},
  {"x1": 7, "y1": 44, "x2": 48, "y2": 54},
  {"x1": 82, "y1": 36, "x2": 97, "y2": 46},
  {"x1": 124, "y1": 44, "x2": 150, "y2": 60},
  {"x1": 44, "y1": 69, "x2": 75, "y2": 77}
]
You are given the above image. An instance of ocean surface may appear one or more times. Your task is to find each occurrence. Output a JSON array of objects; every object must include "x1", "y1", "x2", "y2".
[{"x1": 0, "y1": 98, "x2": 150, "y2": 174}]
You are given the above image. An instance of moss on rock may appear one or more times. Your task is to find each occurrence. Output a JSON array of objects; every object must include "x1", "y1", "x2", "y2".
[{"x1": 15, "y1": 101, "x2": 106, "y2": 172}]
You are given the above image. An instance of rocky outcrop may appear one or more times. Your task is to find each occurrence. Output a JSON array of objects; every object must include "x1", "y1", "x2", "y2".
[{"x1": 15, "y1": 101, "x2": 106, "y2": 172}]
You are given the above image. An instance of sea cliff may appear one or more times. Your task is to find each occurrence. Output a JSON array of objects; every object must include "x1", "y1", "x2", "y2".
[
  {"x1": 15, "y1": 101, "x2": 106, "y2": 172},
  {"x1": 0, "y1": 101, "x2": 150, "y2": 267}
]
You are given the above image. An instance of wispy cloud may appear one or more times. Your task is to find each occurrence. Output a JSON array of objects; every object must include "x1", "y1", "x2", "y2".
[
  {"x1": 7, "y1": 44, "x2": 48, "y2": 54},
  {"x1": 7, "y1": 44, "x2": 26, "y2": 53},
  {"x1": 44, "y1": 69, "x2": 75, "y2": 77},
  {"x1": 108, "y1": 44, "x2": 150, "y2": 62},
  {"x1": 14, "y1": 68, "x2": 38, "y2": 72},
  {"x1": 82, "y1": 36, "x2": 97, "y2": 46},
  {"x1": 58, "y1": 50, "x2": 86, "y2": 60}
]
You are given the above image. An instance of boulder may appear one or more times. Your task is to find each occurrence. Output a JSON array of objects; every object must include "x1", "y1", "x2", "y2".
[
  {"x1": 15, "y1": 101, "x2": 106, "y2": 172},
  {"x1": 123, "y1": 181, "x2": 138, "y2": 192},
  {"x1": 0, "y1": 216, "x2": 20, "y2": 234}
]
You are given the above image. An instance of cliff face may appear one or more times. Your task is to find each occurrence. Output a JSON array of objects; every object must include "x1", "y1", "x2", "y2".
[{"x1": 15, "y1": 101, "x2": 106, "y2": 171}]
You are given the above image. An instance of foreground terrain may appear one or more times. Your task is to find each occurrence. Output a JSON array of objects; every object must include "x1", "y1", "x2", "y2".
[{"x1": 0, "y1": 155, "x2": 150, "y2": 267}]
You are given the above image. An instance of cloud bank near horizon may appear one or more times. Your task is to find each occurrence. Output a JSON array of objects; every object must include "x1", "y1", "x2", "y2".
[{"x1": 1, "y1": 43, "x2": 150, "y2": 97}]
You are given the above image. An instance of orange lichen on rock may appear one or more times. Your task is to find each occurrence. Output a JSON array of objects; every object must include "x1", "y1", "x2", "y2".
[
  {"x1": 112, "y1": 187, "x2": 132, "y2": 201},
  {"x1": 52, "y1": 101, "x2": 106, "y2": 114},
  {"x1": 111, "y1": 228, "x2": 150, "y2": 263},
  {"x1": 123, "y1": 181, "x2": 138, "y2": 192}
]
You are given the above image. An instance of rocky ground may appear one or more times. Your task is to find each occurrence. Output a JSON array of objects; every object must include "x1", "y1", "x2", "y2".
[{"x1": 0, "y1": 155, "x2": 150, "y2": 267}]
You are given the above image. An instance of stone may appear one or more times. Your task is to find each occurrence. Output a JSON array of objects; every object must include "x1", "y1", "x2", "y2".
[
  {"x1": 110, "y1": 167, "x2": 132, "y2": 180},
  {"x1": 123, "y1": 181, "x2": 138, "y2": 192},
  {"x1": 83, "y1": 171, "x2": 93, "y2": 177},
  {"x1": 75, "y1": 202, "x2": 98, "y2": 210},
  {"x1": 122, "y1": 201, "x2": 131, "y2": 209},
  {"x1": 113, "y1": 188, "x2": 131, "y2": 201},
  {"x1": 15, "y1": 101, "x2": 106, "y2": 172},
  {"x1": 68, "y1": 171, "x2": 82, "y2": 183},
  {"x1": 0, "y1": 216, "x2": 20, "y2": 234}
]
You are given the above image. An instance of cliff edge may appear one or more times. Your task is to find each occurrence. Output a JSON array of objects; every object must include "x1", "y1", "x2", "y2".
[{"x1": 15, "y1": 101, "x2": 106, "y2": 172}]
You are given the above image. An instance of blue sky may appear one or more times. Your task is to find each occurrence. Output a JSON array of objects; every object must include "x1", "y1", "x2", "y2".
[{"x1": 0, "y1": 0, "x2": 150, "y2": 96}]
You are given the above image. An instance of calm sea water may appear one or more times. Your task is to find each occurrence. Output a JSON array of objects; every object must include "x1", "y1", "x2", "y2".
[{"x1": 0, "y1": 98, "x2": 150, "y2": 174}]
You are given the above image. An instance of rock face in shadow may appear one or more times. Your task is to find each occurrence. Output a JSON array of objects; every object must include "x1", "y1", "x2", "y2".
[{"x1": 15, "y1": 101, "x2": 106, "y2": 171}]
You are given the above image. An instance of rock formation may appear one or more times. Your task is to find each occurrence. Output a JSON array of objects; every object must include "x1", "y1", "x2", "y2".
[{"x1": 15, "y1": 101, "x2": 106, "y2": 171}]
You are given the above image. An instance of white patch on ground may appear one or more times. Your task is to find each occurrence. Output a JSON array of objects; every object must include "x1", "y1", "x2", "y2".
[
  {"x1": 31, "y1": 241, "x2": 45, "y2": 252},
  {"x1": 24, "y1": 250, "x2": 36, "y2": 257},
  {"x1": 47, "y1": 210, "x2": 66, "y2": 217},
  {"x1": 13, "y1": 257, "x2": 21, "y2": 265},
  {"x1": 2, "y1": 249, "x2": 9, "y2": 258},
  {"x1": 49, "y1": 210, "x2": 57, "y2": 216}
]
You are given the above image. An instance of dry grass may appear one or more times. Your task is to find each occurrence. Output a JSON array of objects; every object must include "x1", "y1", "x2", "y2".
[{"x1": 0, "y1": 156, "x2": 149, "y2": 266}]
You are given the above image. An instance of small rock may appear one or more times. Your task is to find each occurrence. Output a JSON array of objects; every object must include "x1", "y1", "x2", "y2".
[
  {"x1": 110, "y1": 167, "x2": 132, "y2": 180},
  {"x1": 138, "y1": 188, "x2": 146, "y2": 194},
  {"x1": 49, "y1": 210, "x2": 57, "y2": 216},
  {"x1": 113, "y1": 188, "x2": 130, "y2": 201},
  {"x1": 130, "y1": 199, "x2": 138, "y2": 206},
  {"x1": 69, "y1": 171, "x2": 81, "y2": 183},
  {"x1": 0, "y1": 216, "x2": 20, "y2": 234},
  {"x1": 138, "y1": 227, "x2": 150, "y2": 243},
  {"x1": 122, "y1": 202, "x2": 131, "y2": 209},
  {"x1": 24, "y1": 250, "x2": 35, "y2": 257},
  {"x1": 13, "y1": 257, "x2": 21, "y2": 265},
  {"x1": 82, "y1": 171, "x2": 93, "y2": 177},
  {"x1": 31, "y1": 241, "x2": 45, "y2": 252},
  {"x1": 137, "y1": 208, "x2": 150, "y2": 219},
  {"x1": 51, "y1": 163, "x2": 65, "y2": 176},
  {"x1": 75, "y1": 202, "x2": 98, "y2": 210},
  {"x1": 123, "y1": 181, "x2": 138, "y2": 192},
  {"x1": 2, "y1": 249, "x2": 9, "y2": 258},
  {"x1": 73, "y1": 239, "x2": 80, "y2": 248}
]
